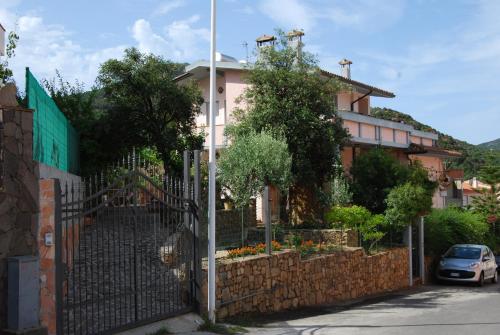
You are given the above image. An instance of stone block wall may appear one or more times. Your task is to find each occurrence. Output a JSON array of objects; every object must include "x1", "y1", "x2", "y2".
[
  {"x1": 0, "y1": 105, "x2": 39, "y2": 330},
  {"x1": 201, "y1": 247, "x2": 409, "y2": 319},
  {"x1": 282, "y1": 229, "x2": 359, "y2": 247}
]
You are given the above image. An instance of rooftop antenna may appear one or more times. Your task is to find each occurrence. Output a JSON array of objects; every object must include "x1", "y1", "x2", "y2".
[{"x1": 242, "y1": 41, "x2": 248, "y2": 63}]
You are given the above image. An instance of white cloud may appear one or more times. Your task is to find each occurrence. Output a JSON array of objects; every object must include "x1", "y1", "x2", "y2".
[
  {"x1": 132, "y1": 15, "x2": 210, "y2": 61},
  {"x1": 2, "y1": 12, "x2": 126, "y2": 90},
  {"x1": 259, "y1": 0, "x2": 315, "y2": 31},
  {"x1": 152, "y1": 0, "x2": 185, "y2": 17},
  {"x1": 258, "y1": 0, "x2": 405, "y2": 32}
]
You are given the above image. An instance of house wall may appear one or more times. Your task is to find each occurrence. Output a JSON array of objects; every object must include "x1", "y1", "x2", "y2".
[
  {"x1": 337, "y1": 91, "x2": 370, "y2": 114},
  {"x1": 409, "y1": 154, "x2": 445, "y2": 208}
]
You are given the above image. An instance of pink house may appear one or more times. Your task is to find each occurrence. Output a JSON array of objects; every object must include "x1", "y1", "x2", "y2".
[{"x1": 175, "y1": 33, "x2": 461, "y2": 219}]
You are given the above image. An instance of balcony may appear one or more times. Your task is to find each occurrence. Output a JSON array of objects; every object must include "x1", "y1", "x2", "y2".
[{"x1": 339, "y1": 110, "x2": 438, "y2": 149}]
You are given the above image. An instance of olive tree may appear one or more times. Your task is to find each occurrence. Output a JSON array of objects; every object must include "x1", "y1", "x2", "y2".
[{"x1": 218, "y1": 129, "x2": 292, "y2": 208}]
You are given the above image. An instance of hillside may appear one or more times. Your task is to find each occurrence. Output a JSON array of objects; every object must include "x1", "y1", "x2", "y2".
[
  {"x1": 370, "y1": 107, "x2": 500, "y2": 179},
  {"x1": 478, "y1": 138, "x2": 500, "y2": 150}
]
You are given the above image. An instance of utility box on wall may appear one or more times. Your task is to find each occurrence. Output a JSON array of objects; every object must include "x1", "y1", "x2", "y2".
[{"x1": 7, "y1": 256, "x2": 40, "y2": 330}]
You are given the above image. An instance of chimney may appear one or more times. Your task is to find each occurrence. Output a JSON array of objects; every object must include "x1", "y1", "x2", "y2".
[
  {"x1": 287, "y1": 29, "x2": 304, "y2": 60},
  {"x1": 0, "y1": 23, "x2": 5, "y2": 56},
  {"x1": 256, "y1": 34, "x2": 276, "y2": 61},
  {"x1": 472, "y1": 177, "x2": 477, "y2": 188},
  {"x1": 339, "y1": 58, "x2": 352, "y2": 79}
]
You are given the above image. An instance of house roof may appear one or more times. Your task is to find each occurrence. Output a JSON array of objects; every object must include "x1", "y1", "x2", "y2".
[
  {"x1": 405, "y1": 143, "x2": 462, "y2": 158},
  {"x1": 175, "y1": 60, "x2": 395, "y2": 98},
  {"x1": 320, "y1": 69, "x2": 395, "y2": 98}
]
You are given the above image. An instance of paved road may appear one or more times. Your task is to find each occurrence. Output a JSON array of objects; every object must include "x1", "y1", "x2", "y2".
[{"x1": 244, "y1": 282, "x2": 500, "y2": 335}]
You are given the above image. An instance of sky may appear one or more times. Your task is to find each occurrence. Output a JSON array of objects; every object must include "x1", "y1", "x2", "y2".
[{"x1": 1, "y1": 0, "x2": 499, "y2": 145}]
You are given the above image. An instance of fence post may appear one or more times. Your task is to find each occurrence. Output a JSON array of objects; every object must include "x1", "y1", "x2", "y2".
[
  {"x1": 193, "y1": 150, "x2": 202, "y2": 310},
  {"x1": 183, "y1": 151, "x2": 191, "y2": 229},
  {"x1": 263, "y1": 185, "x2": 272, "y2": 255},
  {"x1": 406, "y1": 224, "x2": 413, "y2": 287},
  {"x1": 419, "y1": 216, "x2": 425, "y2": 284},
  {"x1": 54, "y1": 179, "x2": 63, "y2": 335}
]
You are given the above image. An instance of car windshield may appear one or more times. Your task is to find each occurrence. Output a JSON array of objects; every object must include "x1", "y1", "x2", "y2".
[{"x1": 444, "y1": 246, "x2": 481, "y2": 260}]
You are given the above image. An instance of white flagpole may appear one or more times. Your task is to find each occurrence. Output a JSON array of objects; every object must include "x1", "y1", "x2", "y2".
[{"x1": 208, "y1": 0, "x2": 217, "y2": 323}]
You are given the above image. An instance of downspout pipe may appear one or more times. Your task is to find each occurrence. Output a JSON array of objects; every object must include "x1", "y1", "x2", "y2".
[{"x1": 350, "y1": 89, "x2": 372, "y2": 112}]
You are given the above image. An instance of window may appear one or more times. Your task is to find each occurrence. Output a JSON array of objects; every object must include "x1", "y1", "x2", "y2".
[
  {"x1": 375, "y1": 126, "x2": 381, "y2": 141},
  {"x1": 392, "y1": 129, "x2": 396, "y2": 142}
]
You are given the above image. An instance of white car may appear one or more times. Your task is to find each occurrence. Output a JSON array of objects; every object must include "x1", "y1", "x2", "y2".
[{"x1": 437, "y1": 244, "x2": 498, "y2": 286}]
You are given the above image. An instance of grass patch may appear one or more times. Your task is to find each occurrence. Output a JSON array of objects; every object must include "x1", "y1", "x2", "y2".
[{"x1": 198, "y1": 317, "x2": 247, "y2": 334}]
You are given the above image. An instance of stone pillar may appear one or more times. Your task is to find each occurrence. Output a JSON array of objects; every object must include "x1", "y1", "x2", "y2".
[
  {"x1": 0, "y1": 92, "x2": 40, "y2": 332},
  {"x1": 38, "y1": 179, "x2": 58, "y2": 335}
]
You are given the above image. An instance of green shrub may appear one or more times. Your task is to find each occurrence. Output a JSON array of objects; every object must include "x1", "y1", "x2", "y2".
[
  {"x1": 384, "y1": 183, "x2": 432, "y2": 232},
  {"x1": 425, "y1": 207, "x2": 490, "y2": 256},
  {"x1": 326, "y1": 205, "x2": 387, "y2": 253},
  {"x1": 326, "y1": 205, "x2": 371, "y2": 230}
]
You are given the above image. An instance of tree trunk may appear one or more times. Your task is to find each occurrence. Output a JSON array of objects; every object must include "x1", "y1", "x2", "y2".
[{"x1": 288, "y1": 183, "x2": 323, "y2": 226}]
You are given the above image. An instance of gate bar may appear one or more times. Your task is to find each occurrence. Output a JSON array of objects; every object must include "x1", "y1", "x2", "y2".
[{"x1": 54, "y1": 179, "x2": 63, "y2": 335}]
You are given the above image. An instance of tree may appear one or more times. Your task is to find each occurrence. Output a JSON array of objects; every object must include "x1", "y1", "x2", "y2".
[
  {"x1": 384, "y1": 183, "x2": 433, "y2": 232},
  {"x1": 472, "y1": 155, "x2": 500, "y2": 230},
  {"x1": 350, "y1": 148, "x2": 408, "y2": 213},
  {"x1": 97, "y1": 48, "x2": 204, "y2": 173},
  {"x1": 233, "y1": 30, "x2": 349, "y2": 224},
  {"x1": 326, "y1": 205, "x2": 387, "y2": 253},
  {"x1": 350, "y1": 148, "x2": 437, "y2": 213},
  {"x1": 0, "y1": 30, "x2": 19, "y2": 84},
  {"x1": 218, "y1": 129, "x2": 292, "y2": 208},
  {"x1": 43, "y1": 71, "x2": 108, "y2": 175}
]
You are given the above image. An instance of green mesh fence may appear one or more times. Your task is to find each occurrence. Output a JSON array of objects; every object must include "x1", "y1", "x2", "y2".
[{"x1": 26, "y1": 68, "x2": 80, "y2": 174}]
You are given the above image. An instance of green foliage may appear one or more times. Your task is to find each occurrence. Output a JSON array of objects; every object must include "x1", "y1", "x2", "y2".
[
  {"x1": 478, "y1": 138, "x2": 500, "y2": 150},
  {"x1": 233, "y1": 30, "x2": 349, "y2": 190},
  {"x1": 320, "y1": 172, "x2": 352, "y2": 208},
  {"x1": 350, "y1": 148, "x2": 436, "y2": 214},
  {"x1": 349, "y1": 148, "x2": 409, "y2": 213},
  {"x1": 326, "y1": 205, "x2": 371, "y2": 230},
  {"x1": 471, "y1": 155, "x2": 500, "y2": 227},
  {"x1": 42, "y1": 71, "x2": 105, "y2": 175},
  {"x1": 425, "y1": 207, "x2": 490, "y2": 256},
  {"x1": 371, "y1": 107, "x2": 500, "y2": 179},
  {"x1": 218, "y1": 130, "x2": 292, "y2": 208},
  {"x1": 384, "y1": 183, "x2": 432, "y2": 232},
  {"x1": 0, "y1": 30, "x2": 19, "y2": 84},
  {"x1": 97, "y1": 47, "x2": 204, "y2": 173},
  {"x1": 361, "y1": 214, "x2": 387, "y2": 252},
  {"x1": 326, "y1": 205, "x2": 387, "y2": 253}
]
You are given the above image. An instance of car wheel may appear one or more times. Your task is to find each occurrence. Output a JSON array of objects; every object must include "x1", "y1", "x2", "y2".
[
  {"x1": 493, "y1": 271, "x2": 498, "y2": 284},
  {"x1": 478, "y1": 272, "x2": 485, "y2": 287}
]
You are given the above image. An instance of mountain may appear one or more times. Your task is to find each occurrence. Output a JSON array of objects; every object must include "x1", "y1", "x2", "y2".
[
  {"x1": 478, "y1": 138, "x2": 500, "y2": 150},
  {"x1": 370, "y1": 107, "x2": 500, "y2": 179}
]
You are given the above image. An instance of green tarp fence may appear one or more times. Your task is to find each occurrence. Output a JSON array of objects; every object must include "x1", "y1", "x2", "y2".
[{"x1": 26, "y1": 68, "x2": 80, "y2": 174}]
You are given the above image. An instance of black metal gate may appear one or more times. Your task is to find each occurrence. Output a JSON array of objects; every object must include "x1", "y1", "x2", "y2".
[{"x1": 55, "y1": 152, "x2": 200, "y2": 335}]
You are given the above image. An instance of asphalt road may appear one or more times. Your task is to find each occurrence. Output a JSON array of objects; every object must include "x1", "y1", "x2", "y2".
[{"x1": 243, "y1": 282, "x2": 500, "y2": 335}]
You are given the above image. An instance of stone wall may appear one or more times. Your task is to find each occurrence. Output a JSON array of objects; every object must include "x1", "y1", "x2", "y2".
[
  {"x1": 282, "y1": 229, "x2": 359, "y2": 247},
  {"x1": 201, "y1": 247, "x2": 409, "y2": 319},
  {"x1": 0, "y1": 103, "x2": 39, "y2": 330}
]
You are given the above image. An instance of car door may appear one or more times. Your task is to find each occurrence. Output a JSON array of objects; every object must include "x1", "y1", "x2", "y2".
[{"x1": 484, "y1": 248, "x2": 494, "y2": 278}]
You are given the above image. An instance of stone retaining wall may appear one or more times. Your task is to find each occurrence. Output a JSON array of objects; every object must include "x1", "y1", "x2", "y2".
[{"x1": 201, "y1": 247, "x2": 409, "y2": 319}]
